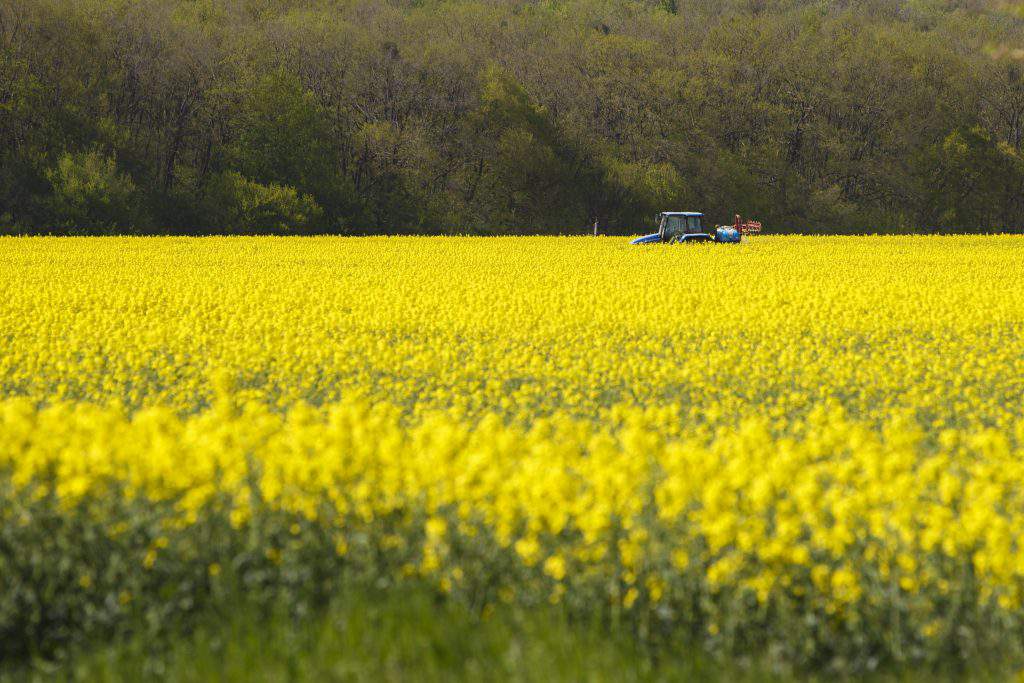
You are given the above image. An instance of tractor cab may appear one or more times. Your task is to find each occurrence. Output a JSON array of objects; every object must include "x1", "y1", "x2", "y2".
[
  {"x1": 660, "y1": 212, "x2": 711, "y2": 242},
  {"x1": 631, "y1": 212, "x2": 713, "y2": 244}
]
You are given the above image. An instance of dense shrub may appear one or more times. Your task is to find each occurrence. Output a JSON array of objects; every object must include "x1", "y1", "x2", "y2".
[
  {"x1": 205, "y1": 172, "x2": 322, "y2": 233},
  {"x1": 44, "y1": 151, "x2": 139, "y2": 233}
]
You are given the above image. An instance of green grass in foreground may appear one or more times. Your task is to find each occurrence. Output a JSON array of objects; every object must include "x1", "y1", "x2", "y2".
[
  {"x1": 1, "y1": 588, "x2": 1015, "y2": 682},
  {"x1": 2, "y1": 590, "x2": 715, "y2": 682}
]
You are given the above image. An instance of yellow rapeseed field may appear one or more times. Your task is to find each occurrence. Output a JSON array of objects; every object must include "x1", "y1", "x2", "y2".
[{"x1": 1, "y1": 235, "x2": 1023, "y2": 668}]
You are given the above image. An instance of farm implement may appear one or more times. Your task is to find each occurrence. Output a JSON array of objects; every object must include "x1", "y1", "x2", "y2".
[{"x1": 631, "y1": 212, "x2": 762, "y2": 244}]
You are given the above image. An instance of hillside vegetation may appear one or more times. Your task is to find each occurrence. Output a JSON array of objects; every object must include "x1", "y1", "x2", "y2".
[{"x1": 2, "y1": 0, "x2": 1023, "y2": 234}]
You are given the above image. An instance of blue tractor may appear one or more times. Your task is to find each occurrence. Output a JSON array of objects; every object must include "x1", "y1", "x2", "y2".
[{"x1": 630, "y1": 212, "x2": 749, "y2": 244}]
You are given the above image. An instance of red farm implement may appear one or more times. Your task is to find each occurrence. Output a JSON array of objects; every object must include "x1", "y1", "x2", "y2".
[{"x1": 733, "y1": 214, "x2": 762, "y2": 235}]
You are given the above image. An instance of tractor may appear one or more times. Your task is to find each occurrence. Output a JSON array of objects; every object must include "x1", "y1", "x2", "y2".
[{"x1": 630, "y1": 212, "x2": 761, "y2": 244}]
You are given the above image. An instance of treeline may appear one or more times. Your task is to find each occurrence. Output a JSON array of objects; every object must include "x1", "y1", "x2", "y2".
[{"x1": 2, "y1": 0, "x2": 1023, "y2": 235}]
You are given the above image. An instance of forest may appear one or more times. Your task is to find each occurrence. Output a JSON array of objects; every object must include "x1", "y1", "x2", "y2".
[{"x1": 2, "y1": 0, "x2": 1023, "y2": 235}]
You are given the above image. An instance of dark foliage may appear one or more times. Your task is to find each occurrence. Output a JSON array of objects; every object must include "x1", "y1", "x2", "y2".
[{"x1": 2, "y1": 0, "x2": 1023, "y2": 234}]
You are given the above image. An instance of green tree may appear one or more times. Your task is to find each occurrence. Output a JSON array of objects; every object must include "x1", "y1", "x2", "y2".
[
  {"x1": 460, "y1": 65, "x2": 590, "y2": 232},
  {"x1": 921, "y1": 128, "x2": 1024, "y2": 232},
  {"x1": 203, "y1": 171, "x2": 322, "y2": 233},
  {"x1": 230, "y1": 69, "x2": 338, "y2": 228},
  {"x1": 45, "y1": 151, "x2": 139, "y2": 233}
]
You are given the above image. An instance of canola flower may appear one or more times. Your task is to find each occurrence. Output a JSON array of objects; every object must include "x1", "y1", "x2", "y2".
[
  {"x1": 2, "y1": 235, "x2": 1024, "y2": 669},
  {"x1": 2, "y1": 235, "x2": 1022, "y2": 428}
]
